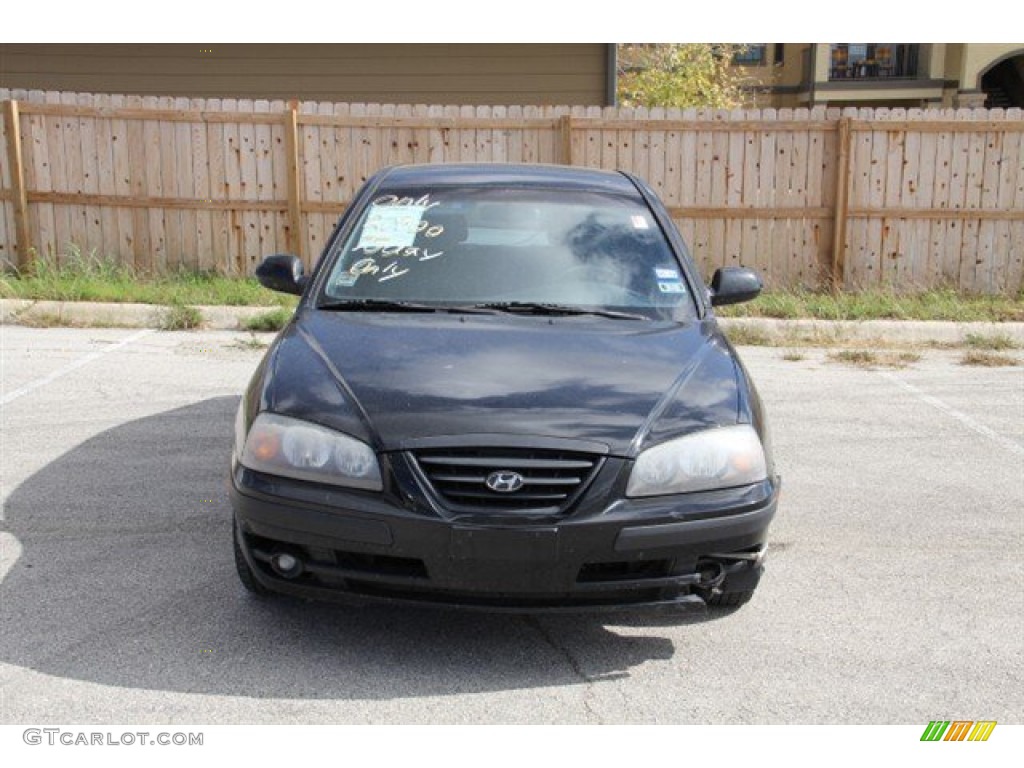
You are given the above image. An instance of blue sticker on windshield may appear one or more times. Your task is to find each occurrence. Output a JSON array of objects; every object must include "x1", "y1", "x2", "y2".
[
  {"x1": 658, "y1": 281, "x2": 686, "y2": 294},
  {"x1": 655, "y1": 267, "x2": 680, "y2": 280}
]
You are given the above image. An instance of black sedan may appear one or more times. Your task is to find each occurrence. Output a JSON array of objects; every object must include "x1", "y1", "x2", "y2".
[{"x1": 230, "y1": 163, "x2": 779, "y2": 614}]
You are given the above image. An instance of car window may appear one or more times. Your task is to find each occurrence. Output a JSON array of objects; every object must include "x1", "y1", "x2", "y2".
[{"x1": 321, "y1": 186, "x2": 698, "y2": 320}]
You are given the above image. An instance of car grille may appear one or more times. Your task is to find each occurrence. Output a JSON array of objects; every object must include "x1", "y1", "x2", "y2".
[{"x1": 412, "y1": 447, "x2": 601, "y2": 513}]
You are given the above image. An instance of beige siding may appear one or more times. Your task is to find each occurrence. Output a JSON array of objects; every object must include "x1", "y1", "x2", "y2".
[{"x1": 0, "y1": 44, "x2": 610, "y2": 106}]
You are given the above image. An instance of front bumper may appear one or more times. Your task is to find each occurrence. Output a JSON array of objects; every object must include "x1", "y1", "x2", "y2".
[{"x1": 230, "y1": 460, "x2": 779, "y2": 613}]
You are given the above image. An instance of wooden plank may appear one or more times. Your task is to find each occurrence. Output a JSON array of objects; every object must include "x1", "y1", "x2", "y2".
[
  {"x1": 155, "y1": 95, "x2": 179, "y2": 273},
  {"x1": 959, "y1": 114, "x2": 987, "y2": 292},
  {"x1": 174, "y1": 96, "x2": 198, "y2": 270},
  {"x1": 754, "y1": 109, "x2": 776, "y2": 285},
  {"x1": 108, "y1": 94, "x2": 133, "y2": 267},
  {"x1": 427, "y1": 103, "x2": 445, "y2": 163},
  {"x1": 558, "y1": 114, "x2": 573, "y2": 165},
  {"x1": 996, "y1": 110, "x2": 1023, "y2": 293},
  {"x1": 806, "y1": 108, "x2": 830, "y2": 287},
  {"x1": 59, "y1": 92, "x2": 88, "y2": 259},
  {"x1": 849, "y1": 119, "x2": 1023, "y2": 134},
  {"x1": 76, "y1": 92, "x2": 103, "y2": 260},
  {"x1": 43, "y1": 91, "x2": 72, "y2": 263},
  {"x1": 739, "y1": 114, "x2": 760, "y2": 281},
  {"x1": 633, "y1": 106, "x2": 651, "y2": 181},
  {"x1": 880, "y1": 111, "x2": 907, "y2": 289},
  {"x1": 23, "y1": 91, "x2": 55, "y2": 266},
  {"x1": 788, "y1": 108, "x2": 811, "y2": 285},
  {"x1": 125, "y1": 94, "x2": 151, "y2": 272},
  {"x1": 722, "y1": 109, "x2": 743, "y2": 270},
  {"x1": 771, "y1": 108, "x2": 794, "y2": 287},
  {"x1": 929, "y1": 110, "x2": 954, "y2": 287},
  {"x1": 707, "y1": 110, "x2": 729, "y2": 275},
  {"x1": 140, "y1": 96, "x2": 166, "y2": 274},
  {"x1": 506, "y1": 105, "x2": 524, "y2": 165},
  {"x1": 190, "y1": 97, "x2": 214, "y2": 272},
  {"x1": 907, "y1": 110, "x2": 935, "y2": 289},
  {"x1": 221, "y1": 98, "x2": 243, "y2": 274},
  {"x1": 92, "y1": 94, "x2": 119, "y2": 265},
  {"x1": 253, "y1": 99, "x2": 275, "y2": 265},
  {"x1": 864, "y1": 108, "x2": 890, "y2": 289},
  {"x1": 18, "y1": 102, "x2": 284, "y2": 124},
  {"x1": 312, "y1": 98, "x2": 336, "y2": 263},
  {"x1": 944, "y1": 110, "x2": 972, "y2": 287},
  {"x1": 661, "y1": 108, "x2": 681, "y2": 208},
  {"x1": 285, "y1": 100, "x2": 306, "y2": 263},
  {"x1": 204, "y1": 97, "x2": 231, "y2": 272},
  {"x1": 268, "y1": 99, "x2": 289, "y2": 256},
  {"x1": 237, "y1": 99, "x2": 262, "y2": 275},
  {"x1": 974, "y1": 120, "x2": 1003, "y2": 293},
  {"x1": 3, "y1": 100, "x2": 32, "y2": 268},
  {"x1": 692, "y1": 109, "x2": 714, "y2": 279}
]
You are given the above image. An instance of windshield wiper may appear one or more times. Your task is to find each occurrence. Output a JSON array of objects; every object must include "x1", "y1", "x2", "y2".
[
  {"x1": 318, "y1": 299, "x2": 498, "y2": 314},
  {"x1": 472, "y1": 302, "x2": 649, "y2": 321}
]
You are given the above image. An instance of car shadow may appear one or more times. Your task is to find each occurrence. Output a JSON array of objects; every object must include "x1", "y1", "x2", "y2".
[{"x1": 2, "y1": 397, "x2": 730, "y2": 702}]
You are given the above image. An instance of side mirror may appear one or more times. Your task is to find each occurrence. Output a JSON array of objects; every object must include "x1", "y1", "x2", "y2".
[
  {"x1": 256, "y1": 254, "x2": 308, "y2": 296},
  {"x1": 709, "y1": 267, "x2": 762, "y2": 306}
]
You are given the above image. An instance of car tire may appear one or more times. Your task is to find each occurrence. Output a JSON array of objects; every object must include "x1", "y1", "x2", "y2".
[
  {"x1": 233, "y1": 519, "x2": 271, "y2": 597},
  {"x1": 706, "y1": 590, "x2": 754, "y2": 608}
]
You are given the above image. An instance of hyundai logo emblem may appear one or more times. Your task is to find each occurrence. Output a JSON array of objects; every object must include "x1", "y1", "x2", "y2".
[{"x1": 485, "y1": 470, "x2": 525, "y2": 493}]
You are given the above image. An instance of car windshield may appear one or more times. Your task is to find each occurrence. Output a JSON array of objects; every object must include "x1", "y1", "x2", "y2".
[{"x1": 320, "y1": 186, "x2": 698, "y2": 321}]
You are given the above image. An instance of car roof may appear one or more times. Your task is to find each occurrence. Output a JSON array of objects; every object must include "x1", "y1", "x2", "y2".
[{"x1": 377, "y1": 163, "x2": 641, "y2": 196}]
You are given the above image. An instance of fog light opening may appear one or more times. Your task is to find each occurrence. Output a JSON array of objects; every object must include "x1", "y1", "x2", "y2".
[{"x1": 270, "y1": 551, "x2": 305, "y2": 579}]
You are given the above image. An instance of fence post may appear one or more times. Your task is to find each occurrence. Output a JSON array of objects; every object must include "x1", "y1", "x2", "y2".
[
  {"x1": 284, "y1": 100, "x2": 305, "y2": 262},
  {"x1": 558, "y1": 115, "x2": 574, "y2": 166},
  {"x1": 3, "y1": 99, "x2": 33, "y2": 271},
  {"x1": 830, "y1": 116, "x2": 853, "y2": 290}
]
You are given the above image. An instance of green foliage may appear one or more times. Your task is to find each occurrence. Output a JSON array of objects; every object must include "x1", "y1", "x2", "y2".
[
  {"x1": 716, "y1": 288, "x2": 1024, "y2": 323},
  {"x1": 242, "y1": 307, "x2": 293, "y2": 332},
  {"x1": 159, "y1": 303, "x2": 204, "y2": 331},
  {"x1": 617, "y1": 44, "x2": 756, "y2": 108},
  {"x1": 0, "y1": 244, "x2": 297, "y2": 308}
]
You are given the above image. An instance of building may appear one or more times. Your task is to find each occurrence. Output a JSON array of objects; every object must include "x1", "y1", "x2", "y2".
[
  {"x1": 0, "y1": 43, "x2": 616, "y2": 106},
  {"x1": 736, "y1": 44, "x2": 1024, "y2": 109}
]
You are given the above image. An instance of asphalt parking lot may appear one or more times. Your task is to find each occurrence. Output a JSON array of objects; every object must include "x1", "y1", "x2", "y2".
[{"x1": 1, "y1": 325, "x2": 1022, "y2": 724}]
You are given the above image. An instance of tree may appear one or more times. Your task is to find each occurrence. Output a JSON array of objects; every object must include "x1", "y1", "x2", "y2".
[{"x1": 617, "y1": 44, "x2": 758, "y2": 109}]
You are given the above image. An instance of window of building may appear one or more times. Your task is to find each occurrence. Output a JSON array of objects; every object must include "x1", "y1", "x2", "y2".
[
  {"x1": 829, "y1": 44, "x2": 920, "y2": 80},
  {"x1": 733, "y1": 45, "x2": 767, "y2": 66}
]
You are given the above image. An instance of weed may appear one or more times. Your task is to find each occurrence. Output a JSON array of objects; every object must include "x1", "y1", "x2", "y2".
[
  {"x1": 960, "y1": 351, "x2": 1020, "y2": 367},
  {"x1": 962, "y1": 332, "x2": 1018, "y2": 351},
  {"x1": 159, "y1": 304, "x2": 203, "y2": 331},
  {"x1": 241, "y1": 307, "x2": 293, "y2": 333}
]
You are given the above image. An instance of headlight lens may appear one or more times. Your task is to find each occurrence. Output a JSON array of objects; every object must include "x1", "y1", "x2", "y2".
[
  {"x1": 239, "y1": 412, "x2": 382, "y2": 491},
  {"x1": 627, "y1": 424, "x2": 767, "y2": 497}
]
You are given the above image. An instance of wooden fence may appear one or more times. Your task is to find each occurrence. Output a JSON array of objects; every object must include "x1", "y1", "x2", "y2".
[{"x1": 1, "y1": 89, "x2": 1023, "y2": 294}]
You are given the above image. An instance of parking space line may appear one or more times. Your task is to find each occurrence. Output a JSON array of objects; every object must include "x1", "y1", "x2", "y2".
[
  {"x1": 0, "y1": 329, "x2": 154, "y2": 406},
  {"x1": 878, "y1": 370, "x2": 1024, "y2": 458}
]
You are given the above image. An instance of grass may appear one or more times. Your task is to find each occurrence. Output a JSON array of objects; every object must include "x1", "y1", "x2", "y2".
[
  {"x1": 230, "y1": 334, "x2": 270, "y2": 350},
  {"x1": 0, "y1": 246, "x2": 298, "y2": 308},
  {"x1": 781, "y1": 350, "x2": 805, "y2": 362},
  {"x1": 960, "y1": 351, "x2": 1021, "y2": 367},
  {"x1": 717, "y1": 287, "x2": 1024, "y2": 323},
  {"x1": 159, "y1": 303, "x2": 203, "y2": 331},
  {"x1": 962, "y1": 332, "x2": 1019, "y2": 351},
  {"x1": 828, "y1": 349, "x2": 922, "y2": 369},
  {"x1": 241, "y1": 307, "x2": 293, "y2": 332}
]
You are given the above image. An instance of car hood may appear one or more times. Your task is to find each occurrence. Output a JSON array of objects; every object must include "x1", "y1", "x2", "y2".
[{"x1": 260, "y1": 311, "x2": 741, "y2": 456}]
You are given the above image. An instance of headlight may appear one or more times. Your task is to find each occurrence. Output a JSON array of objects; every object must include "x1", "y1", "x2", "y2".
[
  {"x1": 238, "y1": 412, "x2": 382, "y2": 491},
  {"x1": 627, "y1": 424, "x2": 767, "y2": 497}
]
